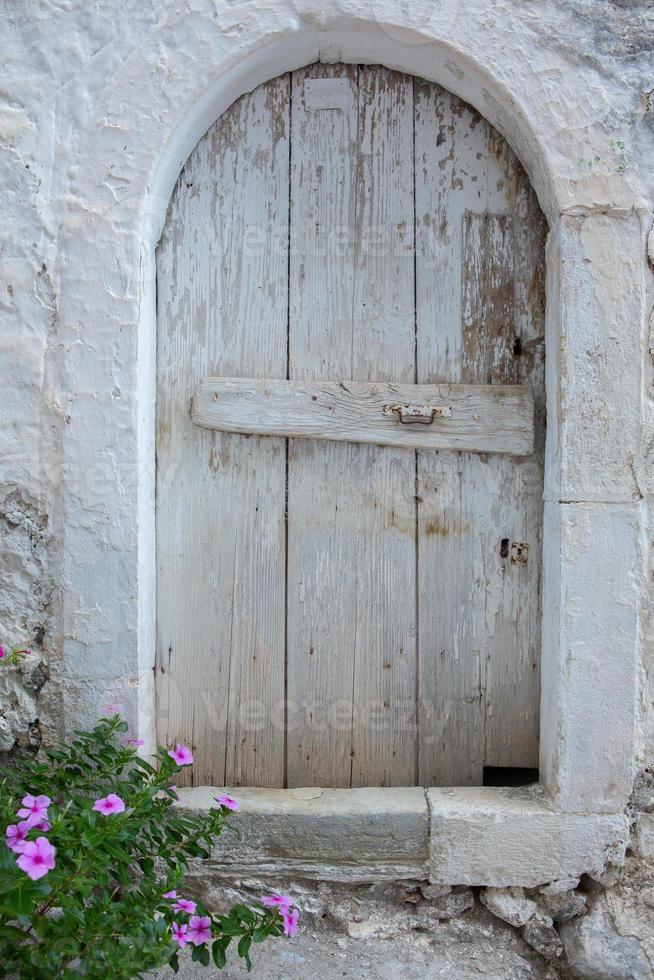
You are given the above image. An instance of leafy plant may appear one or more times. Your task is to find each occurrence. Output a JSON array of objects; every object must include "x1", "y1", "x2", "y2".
[
  {"x1": 0, "y1": 643, "x2": 32, "y2": 667},
  {"x1": 0, "y1": 713, "x2": 299, "y2": 978}
]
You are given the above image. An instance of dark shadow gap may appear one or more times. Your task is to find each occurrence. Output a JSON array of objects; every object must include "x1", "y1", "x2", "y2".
[{"x1": 483, "y1": 766, "x2": 539, "y2": 787}]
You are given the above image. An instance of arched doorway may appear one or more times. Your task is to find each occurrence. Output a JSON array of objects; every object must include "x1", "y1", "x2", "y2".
[{"x1": 155, "y1": 64, "x2": 546, "y2": 789}]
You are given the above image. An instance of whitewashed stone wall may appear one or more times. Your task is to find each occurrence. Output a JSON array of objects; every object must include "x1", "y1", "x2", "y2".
[{"x1": 1, "y1": 0, "x2": 653, "y2": 973}]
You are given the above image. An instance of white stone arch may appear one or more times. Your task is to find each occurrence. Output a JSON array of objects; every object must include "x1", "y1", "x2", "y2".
[{"x1": 58, "y1": 2, "x2": 647, "y2": 883}]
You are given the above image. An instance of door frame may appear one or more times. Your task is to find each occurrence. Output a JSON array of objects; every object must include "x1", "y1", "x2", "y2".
[{"x1": 58, "y1": 7, "x2": 647, "y2": 886}]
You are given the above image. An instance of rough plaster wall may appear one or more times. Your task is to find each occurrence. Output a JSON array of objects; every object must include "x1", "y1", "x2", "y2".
[{"x1": 1, "y1": 0, "x2": 654, "y2": 973}]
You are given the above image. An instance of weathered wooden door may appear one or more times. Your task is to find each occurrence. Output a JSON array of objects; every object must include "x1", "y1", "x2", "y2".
[{"x1": 156, "y1": 65, "x2": 546, "y2": 789}]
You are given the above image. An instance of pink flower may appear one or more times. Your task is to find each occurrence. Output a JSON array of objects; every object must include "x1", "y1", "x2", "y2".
[
  {"x1": 16, "y1": 837, "x2": 56, "y2": 880},
  {"x1": 215, "y1": 794, "x2": 239, "y2": 811},
  {"x1": 101, "y1": 703, "x2": 125, "y2": 716},
  {"x1": 5, "y1": 820, "x2": 31, "y2": 853},
  {"x1": 163, "y1": 890, "x2": 177, "y2": 899},
  {"x1": 262, "y1": 894, "x2": 293, "y2": 910},
  {"x1": 0, "y1": 645, "x2": 4, "y2": 658},
  {"x1": 187, "y1": 915, "x2": 212, "y2": 946},
  {"x1": 17, "y1": 794, "x2": 51, "y2": 824},
  {"x1": 92, "y1": 793, "x2": 126, "y2": 815},
  {"x1": 172, "y1": 898, "x2": 197, "y2": 914},
  {"x1": 29, "y1": 818, "x2": 50, "y2": 832},
  {"x1": 126, "y1": 737, "x2": 145, "y2": 747},
  {"x1": 167, "y1": 744, "x2": 193, "y2": 766},
  {"x1": 171, "y1": 922, "x2": 188, "y2": 948},
  {"x1": 282, "y1": 907, "x2": 299, "y2": 938}
]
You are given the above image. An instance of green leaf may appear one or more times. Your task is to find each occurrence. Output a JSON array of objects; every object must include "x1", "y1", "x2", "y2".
[
  {"x1": 0, "y1": 922, "x2": 29, "y2": 941},
  {"x1": 232, "y1": 904, "x2": 255, "y2": 925},
  {"x1": 217, "y1": 919, "x2": 243, "y2": 937},
  {"x1": 50, "y1": 937, "x2": 81, "y2": 955},
  {"x1": 237, "y1": 935, "x2": 252, "y2": 959},
  {"x1": 104, "y1": 843, "x2": 132, "y2": 865},
  {"x1": 2, "y1": 876, "x2": 51, "y2": 917},
  {"x1": 138, "y1": 857, "x2": 154, "y2": 876},
  {"x1": 132, "y1": 757, "x2": 156, "y2": 775},
  {"x1": 169, "y1": 951, "x2": 180, "y2": 974},
  {"x1": 0, "y1": 847, "x2": 17, "y2": 872},
  {"x1": 212, "y1": 939, "x2": 228, "y2": 969}
]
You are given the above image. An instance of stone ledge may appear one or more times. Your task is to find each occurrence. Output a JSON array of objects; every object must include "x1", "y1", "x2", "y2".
[
  {"x1": 179, "y1": 786, "x2": 429, "y2": 882},
  {"x1": 177, "y1": 786, "x2": 630, "y2": 889},
  {"x1": 428, "y1": 787, "x2": 630, "y2": 888}
]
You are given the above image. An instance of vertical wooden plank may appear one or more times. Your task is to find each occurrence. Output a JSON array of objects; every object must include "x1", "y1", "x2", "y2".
[
  {"x1": 482, "y1": 145, "x2": 547, "y2": 769},
  {"x1": 414, "y1": 83, "x2": 489, "y2": 385},
  {"x1": 461, "y1": 214, "x2": 515, "y2": 385},
  {"x1": 156, "y1": 77, "x2": 290, "y2": 786},
  {"x1": 415, "y1": 84, "x2": 546, "y2": 784},
  {"x1": 414, "y1": 86, "x2": 490, "y2": 785},
  {"x1": 350, "y1": 67, "x2": 417, "y2": 787},
  {"x1": 286, "y1": 65, "x2": 418, "y2": 788},
  {"x1": 415, "y1": 453, "x2": 484, "y2": 787},
  {"x1": 286, "y1": 64, "x2": 359, "y2": 788}
]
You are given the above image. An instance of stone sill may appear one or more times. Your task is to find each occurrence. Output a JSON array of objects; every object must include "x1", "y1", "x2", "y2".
[{"x1": 177, "y1": 786, "x2": 629, "y2": 889}]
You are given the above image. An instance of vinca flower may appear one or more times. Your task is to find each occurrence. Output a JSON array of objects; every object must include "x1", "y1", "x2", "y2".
[
  {"x1": 282, "y1": 907, "x2": 299, "y2": 938},
  {"x1": 187, "y1": 915, "x2": 212, "y2": 945},
  {"x1": 215, "y1": 794, "x2": 239, "y2": 811},
  {"x1": 92, "y1": 793, "x2": 126, "y2": 815},
  {"x1": 171, "y1": 922, "x2": 188, "y2": 948},
  {"x1": 29, "y1": 818, "x2": 50, "y2": 832},
  {"x1": 172, "y1": 898, "x2": 197, "y2": 914},
  {"x1": 167, "y1": 744, "x2": 193, "y2": 765},
  {"x1": 261, "y1": 894, "x2": 292, "y2": 910},
  {"x1": 163, "y1": 890, "x2": 177, "y2": 899},
  {"x1": 17, "y1": 794, "x2": 51, "y2": 825},
  {"x1": 5, "y1": 821, "x2": 30, "y2": 853},
  {"x1": 101, "y1": 703, "x2": 125, "y2": 716},
  {"x1": 16, "y1": 837, "x2": 56, "y2": 881}
]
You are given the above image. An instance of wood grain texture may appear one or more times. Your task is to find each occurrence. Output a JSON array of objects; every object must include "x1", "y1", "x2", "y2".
[
  {"x1": 193, "y1": 377, "x2": 534, "y2": 454},
  {"x1": 156, "y1": 75, "x2": 290, "y2": 787},
  {"x1": 349, "y1": 67, "x2": 417, "y2": 789},
  {"x1": 414, "y1": 84, "x2": 546, "y2": 783},
  {"x1": 286, "y1": 65, "x2": 418, "y2": 788},
  {"x1": 482, "y1": 135, "x2": 546, "y2": 769}
]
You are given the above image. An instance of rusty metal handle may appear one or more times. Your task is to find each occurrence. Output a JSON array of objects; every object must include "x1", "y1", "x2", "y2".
[{"x1": 383, "y1": 403, "x2": 452, "y2": 425}]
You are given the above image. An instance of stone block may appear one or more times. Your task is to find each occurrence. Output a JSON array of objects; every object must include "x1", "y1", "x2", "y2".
[
  {"x1": 428, "y1": 787, "x2": 629, "y2": 888},
  {"x1": 632, "y1": 813, "x2": 654, "y2": 863},
  {"x1": 540, "y1": 501, "x2": 642, "y2": 812},
  {"x1": 545, "y1": 213, "x2": 644, "y2": 504},
  {"x1": 521, "y1": 910, "x2": 563, "y2": 961},
  {"x1": 480, "y1": 886, "x2": 537, "y2": 927},
  {"x1": 536, "y1": 886, "x2": 587, "y2": 923},
  {"x1": 560, "y1": 899, "x2": 651, "y2": 980},
  {"x1": 180, "y1": 786, "x2": 429, "y2": 882}
]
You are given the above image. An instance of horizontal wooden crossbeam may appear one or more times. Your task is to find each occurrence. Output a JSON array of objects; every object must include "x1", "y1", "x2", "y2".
[{"x1": 192, "y1": 377, "x2": 534, "y2": 455}]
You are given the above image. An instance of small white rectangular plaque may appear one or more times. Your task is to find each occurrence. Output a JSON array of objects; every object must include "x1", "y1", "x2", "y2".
[{"x1": 304, "y1": 78, "x2": 355, "y2": 111}]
